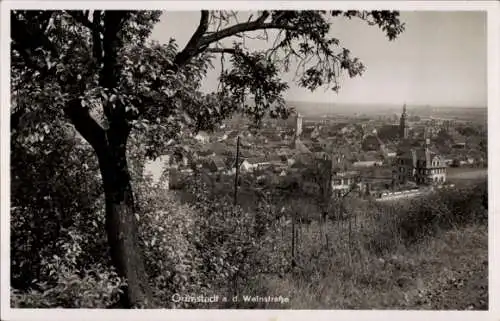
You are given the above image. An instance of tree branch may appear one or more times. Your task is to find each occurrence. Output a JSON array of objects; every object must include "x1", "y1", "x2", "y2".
[
  {"x1": 256, "y1": 11, "x2": 270, "y2": 24},
  {"x1": 64, "y1": 99, "x2": 107, "y2": 152},
  {"x1": 100, "y1": 11, "x2": 129, "y2": 121},
  {"x1": 172, "y1": 12, "x2": 298, "y2": 69},
  {"x1": 199, "y1": 22, "x2": 298, "y2": 48},
  {"x1": 11, "y1": 12, "x2": 106, "y2": 147},
  {"x1": 67, "y1": 10, "x2": 103, "y2": 32},
  {"x1": 66, "y1": 11, "x2": 104, "y2": 65},
  {"x1": 92, "y1": 11, "x2": 103, "y2": 63},
  {"x1": 174, "y1": 11, "x2": 210, "y2": 66},
  {"x1": 205, "y1": 47, "x2": 256, "y2": 70},
  {"x1": 205, "y1": 47, "x2": 237, "y2": 55}
]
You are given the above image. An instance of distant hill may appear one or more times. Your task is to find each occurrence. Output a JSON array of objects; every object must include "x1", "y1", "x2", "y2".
[
  {"x1": 286, "y1": 100, "x2": 487, "y2": 121},
  {"x1": 223, "y1": 100, "x2": 486, "y2": 125},
  {"x1": 287, "y1": 101, "x2": 396, "y2": 116}
]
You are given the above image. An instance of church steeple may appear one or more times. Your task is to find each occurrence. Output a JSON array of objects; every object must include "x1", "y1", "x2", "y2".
[{"x1": 399, "y1": 103, "x2": 409, "y2": 139}]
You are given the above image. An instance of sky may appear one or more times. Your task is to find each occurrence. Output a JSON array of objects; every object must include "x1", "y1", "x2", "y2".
[{"x1": 150, "y1": 11, "x2": 487, "y2": 108}]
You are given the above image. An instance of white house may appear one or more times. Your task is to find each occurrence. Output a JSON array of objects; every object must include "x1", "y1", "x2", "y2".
[
  {"x1": 227, "y1": 159, "x2": 254, "y2": 174},
  {"x1": 217, "y1": 134, "x2": 228, "y2": 142},
  {"x1": 194, "y1": 131, "x2": 210, "y2": 144}
]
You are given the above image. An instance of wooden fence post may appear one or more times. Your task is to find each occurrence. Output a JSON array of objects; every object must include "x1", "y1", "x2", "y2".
[
  {"x1": 233, "y1": 135, "x2": 240, "y2": 206},
  {"x1": 291, "y1": 212, "x2": 296, "y2": 268}
]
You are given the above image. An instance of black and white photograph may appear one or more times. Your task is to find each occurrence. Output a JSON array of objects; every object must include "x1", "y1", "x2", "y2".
[{"x1": 1, "y1": 1, "x2": 499, "y2": 320}]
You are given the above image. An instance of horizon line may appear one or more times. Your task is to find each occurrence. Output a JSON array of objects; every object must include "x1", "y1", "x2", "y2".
[{"x1": 285, "y1": 100, "x2": 487, "y2": 109}]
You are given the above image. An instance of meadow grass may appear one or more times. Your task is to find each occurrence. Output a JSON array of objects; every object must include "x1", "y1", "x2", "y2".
[{"x1": 237, "y1": 180, "x2": 488, "y2": 310}]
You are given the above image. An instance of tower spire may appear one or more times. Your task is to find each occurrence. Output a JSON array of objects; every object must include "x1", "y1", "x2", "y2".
[{"x1": 399, "y1": 103, "x2": 408, "y2": 140}]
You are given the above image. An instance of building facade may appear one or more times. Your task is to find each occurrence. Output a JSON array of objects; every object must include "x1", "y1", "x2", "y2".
[
  {"x1": 327, "y1": 154, "x2": 363, "y2": 197},
  {"x1": 395, "y1": 139, "x2": 447, "y2": 185},
  {"x1": 331, "y1": 171, "x2": 362, "y2": 197}
]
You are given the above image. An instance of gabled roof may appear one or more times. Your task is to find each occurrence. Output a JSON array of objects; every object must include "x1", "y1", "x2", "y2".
[
  {"x1": 364, "y1": 151, "x2": 382, "y2": 161},
  {"x1": 396, "y1": 138, "x2": 419, "y2": 154},
  {"x1": 198, "y1": 149, "x2": 215, "y2": 157},
  {"x1": 206, "y1": 141, "x2": 228, "y2": 154},
  {"x1": 246, "y1": 156, "x2": 266, "y2": 164},
  {"x1": 310, "y1": 144, "x2": 324, "y2": 153},
  {"x1": 200, "y1": 156, "x2": 227, "y2": 172},
  {"x1": 291, "y1": 153, "x2": 314, "y2": 166},
  {"x1": 226, "y1": 130, "x2": 239, "y2": 139},
  {"x1": 212, "y1": 156, "x2": 226, "y2": 169}
]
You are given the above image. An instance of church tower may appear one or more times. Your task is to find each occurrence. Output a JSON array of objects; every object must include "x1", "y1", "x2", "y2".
[
  {"x1": 292, "y1": 112, "x2": 303, "y2": 148},
  {"x1": 295, "y1": 112, "x2": 303, "y2": 138},
  {"x1": 399, "y1": 104, "x2": 409, "y2": 140}
]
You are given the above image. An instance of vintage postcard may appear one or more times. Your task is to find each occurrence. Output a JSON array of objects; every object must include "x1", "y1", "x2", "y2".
[{"x1": 1, "y1": 1, "x2": 498, "y2": 321}]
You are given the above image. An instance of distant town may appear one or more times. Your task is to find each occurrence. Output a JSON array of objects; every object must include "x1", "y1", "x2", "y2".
[{"x1": 146, "y1": 103, "x2": 487, "y2": 202}]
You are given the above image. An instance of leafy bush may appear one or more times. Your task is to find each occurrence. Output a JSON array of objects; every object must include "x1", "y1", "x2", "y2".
[
  {"x1": 134, "y1": 179, "x2": 204, "y2": 307},
  {"x1": 11, "y1": 121, "x2": 107, "y2": 292},
  {"x1": 171, "y1": 175, "x2": 288, "y2": 306},
  {"x1": 367, "y1": 180, "x2": 488, "y2": 254},
  {"x1": 11, "y1": 264, "x2": 124, "y2": 308},
  {"x1": 12, "y1": 196, "x2": 122, "y2": 308},
  {"x1": 10, "y1": 119, "x2": 124, "y2": 308}
]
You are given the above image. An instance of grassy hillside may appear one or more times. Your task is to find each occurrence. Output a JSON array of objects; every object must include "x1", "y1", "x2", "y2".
[
  {"x1": 244, "y1": 223, "x2": 487, "y2": 309},
  {"x1": 229, "y1": 180, "x2": 488, "y2": 309}
]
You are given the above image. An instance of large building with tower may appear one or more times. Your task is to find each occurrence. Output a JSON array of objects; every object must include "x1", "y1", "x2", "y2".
[{"x1": 394, "y1": 104, "x2": 447, "y2": 186}]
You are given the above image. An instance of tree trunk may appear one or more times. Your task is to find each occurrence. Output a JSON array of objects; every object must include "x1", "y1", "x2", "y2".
[{"x1": 97, "y1": 138, "x2": 153, "y2": 308}]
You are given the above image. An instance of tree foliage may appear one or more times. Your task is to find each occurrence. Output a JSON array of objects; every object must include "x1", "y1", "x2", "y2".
[{"x1": 12, "y1": 10, "x2": 405, "y2": 153}]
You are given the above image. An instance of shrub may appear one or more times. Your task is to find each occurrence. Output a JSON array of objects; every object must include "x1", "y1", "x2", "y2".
[
  {"x1": 11, "y1": 199, "x2": 122, "y2": 308},
  {"x1": 169, "y1": 175, "x2": 288, "y2": 306},
  {"x1": 134, "y1": 179, "x2": 205, "y2": 307},
  {"x1": 367, "y1": 180, "x2": 488, "y2": 254},
  {"x1": 11, "y1": 122, "x2": 107, "y2": 292},
  {"x1": 11, "y1": 264, "x2": 124, "y2": 308},
  {"x1": 10, "y1": 120, "x2": 125, "y2": 307}
]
